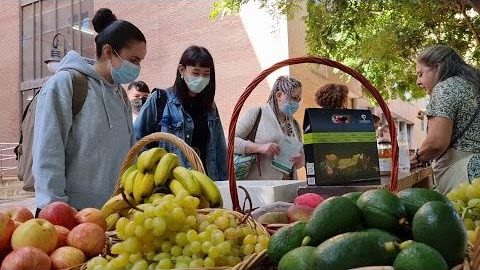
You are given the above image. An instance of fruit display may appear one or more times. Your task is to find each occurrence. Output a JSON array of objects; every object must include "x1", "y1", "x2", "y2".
[
  {"x1": 447, "y1": 179, "x2": 480, "y2": 245},
  {"x1": 0, "y1": 203, "x2": 107, "y2": 270},
  {"x1": 101, "y1": 147, "x2": 223, "y2": 231},
  {"x1": 86, "y1": 193, "x2": 269, "y2": 269},
  {"x1": 268, "y1": 188, "x2": 467, "y2": 270}
]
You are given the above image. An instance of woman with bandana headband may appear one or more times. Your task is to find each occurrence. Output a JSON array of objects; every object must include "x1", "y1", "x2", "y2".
[
  {"x1": 234, "y1": 75, "x2": 305, "y2": 180},
  {"x1": 32, "y1": 8, "x2": 146, "y2": 212},
  {"x1": 134, "y1": 46, "x2": 227, "y2": 182}
]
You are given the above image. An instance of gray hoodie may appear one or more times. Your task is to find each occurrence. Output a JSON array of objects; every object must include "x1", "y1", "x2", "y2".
[{"x1": 33, "y1": 51, "x2": 134, "y2": 209}]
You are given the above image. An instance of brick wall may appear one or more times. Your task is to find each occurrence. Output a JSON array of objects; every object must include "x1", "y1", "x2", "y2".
[{"x1": 0, "y1": 2, "x2": 20, "y2": 143}]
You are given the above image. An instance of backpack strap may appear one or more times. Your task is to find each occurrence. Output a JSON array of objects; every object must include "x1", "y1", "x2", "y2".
[{"x1": 69, "y1": 70, "x2": 88, "y2": 116}]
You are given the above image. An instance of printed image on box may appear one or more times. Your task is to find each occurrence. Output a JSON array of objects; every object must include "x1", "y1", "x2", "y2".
[{"x1": 303, "y1": 108, "x2": 380, "y2": 185}]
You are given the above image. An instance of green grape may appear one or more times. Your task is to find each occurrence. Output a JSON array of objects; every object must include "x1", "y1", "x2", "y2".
[
  {"x1": 124, "y1": 237, "x2": 143, "y2": 254},
  {"x1": 170, "y1": 245, "x2": 183, "y2": 257},
  {"x1": 92, "y1": 265, "x2": 105, "y2": 270},
  {"x1": 208, "y1": 246, "x2": 220, "y2": 258},
  {"x1": 189, "y1": 258, "x2": 204, "y2": 268},
  {"x1": 202, "y1": 241, "x2": 213, "y2": 254},
  {"x1": 163, "y1": 194, "x2": 175, "y2": 201},
  {"x1": 241, "y1": 226, "x2": 254, "y2": 237},
  {"x1": 190, "y1": 241, "x2": 202, "y2": 254},
  {"x1": 198, "y1": 231, "x2": 211, "y2": 242},
  {"x1": 143, "y1": 243, "x2": 156, "y2": 254},
  {"x1": 110, "y1": 254, "x2": 129, "y2": 268},
  {"x1": 148, "y1": 263, "x2": 157, "y2": 270},
  {"x1": 131, "y1": 259, "x2": 148, "y2": 270},
  {"x1": 175, "y1": 262, "x2": 189, "y2": 269},
  {"x1": 467, "y1": 182, "x2": 480, "y2": 200},
  {"x1": 215, "y1": 216, "x2": 230, "y2": 230},
  {"x1": 171, "y1": 207, "x2": 186, "y2": 222},
  {"x1": 185, "y1": 215, "x2": 197, "y2": 227},
  {"x1": 198, "y1": 221, "x2": 211, "y2": 232},
  {"x1": 228, "y1": 217, "x2": 238, "y2": 228},
  {"x1": 110, "y1": 242, "x2": 125, "y2": 255},
  {"x1": 224, "y1": 228, "x2": 239, "y2": 240},
  {"x1": 175, "y1": 232, "x2": 188, "y2": 246},
  {"x1": 204, "y1": 257, "x2": 215, "y2": 267},
  {"x1": 144, "y1": 205, "x2": 155, "y2": 217},
  {"x1": 255, "y1": 242, "x2": 266, "y2": 253},
  {"x1": 125, "y1": 220, "x2": 137, "y2": 237},
  {"x1": 465, "y1": 218, "x2": 476, "y2": 230},
  {"x1": 196, "y1": 214, "x2": 208, "y2": 224},
  {"x1": 144, "y1": 218, "x2": 154, "y2": 229},
  {"x1": 161, "y1": 241, "x2": 172, "y2": 252},
  {"x1": 156, "y1": 258, "x2": 173, "y2": 270},
  {"x1": 186, "y1": 230, "x2": 199, "y2": 242},
  {"x1": 145, "y1": 251, "x2": 156, "y2": 261},
  {"x1": 133, "y1": 211, "x2": 146, "y2": 224},
  {"x1": 227, "y1": 256, "x2": 241, "y2": 266},
  {"x1": 152, "y1": 217, "x2": 167, "y2": 236},
  {"x1": 212, "y1": 230, "x2": 225, "y2": 244},
  {"x1": 242, "y1": 244, "x2": 254, "y2": 256},
  {"x1": 116, "y1": 217, "x2": 129, "y2": 234},
  {"x1": 258, "y1": 235, "x2": 270, "y2": 246},
  {"x1": 129, "y1": 253, "x2": 143, "y2": 263},
  {"x1": 177, "y1": 255, "x2": 192, "y2": 264},
  {"x1": 135, "y1": 224, "x2": 147, "y2": 238},
  {"x1": 153, "y1": 252, "x2": 171, "y2": 261},
  {"x1": 182, "y1": 244, "x2": 193, "y2": 256},
  {"x1": 182, "y1": 196, "x2": 200, "y2": 209},
  {"x1": 205, "y1": 224, "x2": 219, "y2": 232},
  {"x1": 217, "y1": 241, "x2": 232, "y2": 255},
  {"x1": 216, "y1": 256, "x2": 230, "y2": 267},
  {"x1": 243, "y1": 234, "x2": 257, "y2": 245},
  {"x1": 86, "y1": 256, "x2": 109, "y2": 269},
  {"x1": 231, "y1": 247, "x2": 241, "y2": 257}
]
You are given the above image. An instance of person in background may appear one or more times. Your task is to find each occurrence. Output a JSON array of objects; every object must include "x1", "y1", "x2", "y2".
[
  {"x1": 33, "y1": 8, "x2": 146, "y2": 212},
  {"x1": 412, "y1": 44, "x2": 480, "y2": 194},
  {"x1": 234, "y1": 75, "x2": 305, "y2": 180},
  {"x1": 127, "y1": 80, "x2": 150, "y2": 121},
  {"x1": 315, "y1": 83, "x2": 349, "y2": 109},
  {"x1": 134, "y1": 46, "x2": 227, "y2": 181}
]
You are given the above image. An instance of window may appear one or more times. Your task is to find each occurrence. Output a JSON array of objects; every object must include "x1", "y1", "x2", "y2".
[{"x1": 20, "y1": 0, "x2": 94, "y2": 113}]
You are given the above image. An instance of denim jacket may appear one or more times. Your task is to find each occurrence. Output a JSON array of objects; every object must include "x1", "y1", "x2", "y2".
[{"x1": 134, "y1": 88, "x2": 227, "y2": 181}]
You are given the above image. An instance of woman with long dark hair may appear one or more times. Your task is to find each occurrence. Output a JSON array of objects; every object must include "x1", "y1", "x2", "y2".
[{"x1": 134, "y1": 46, "x2": 227, "y2": 181}]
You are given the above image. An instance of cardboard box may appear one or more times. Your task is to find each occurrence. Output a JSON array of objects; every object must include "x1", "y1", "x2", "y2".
[{"x1": 303, "y1": 108, "x2": 380, "y2": 185}]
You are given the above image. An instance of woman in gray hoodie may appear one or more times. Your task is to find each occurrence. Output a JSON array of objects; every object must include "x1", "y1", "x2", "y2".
[{"x1": 33, "y1": 8, "x2": 146, "y2": 212}]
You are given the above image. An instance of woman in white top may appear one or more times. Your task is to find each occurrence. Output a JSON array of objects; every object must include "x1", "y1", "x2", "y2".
[{"x1": 234, "y1": 75, "x2": 305, "y2": 180}]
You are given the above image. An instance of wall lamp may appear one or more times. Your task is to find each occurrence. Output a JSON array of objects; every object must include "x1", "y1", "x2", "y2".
[{"x1": 44, "y1": 33, "x2": 66, "y2": 73}]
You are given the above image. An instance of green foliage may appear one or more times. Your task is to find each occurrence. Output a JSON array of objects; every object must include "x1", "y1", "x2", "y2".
[{"x1": 210, "y1": 0, "x2": 480, "y2": 101}]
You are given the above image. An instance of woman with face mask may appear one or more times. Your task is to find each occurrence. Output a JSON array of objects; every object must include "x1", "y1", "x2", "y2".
[
  {"x1": 134, "y1": 46, "x2": 227, "y2": 181},
  {"x1": 33, "y1": 8, "x2": 146, "y2": 212},
  {"x1": 412, "y1": 45, "x2": 480, "y2": 194},
  {"x1": 234, "y1": 75, "x2": 305, "y2": 180}
]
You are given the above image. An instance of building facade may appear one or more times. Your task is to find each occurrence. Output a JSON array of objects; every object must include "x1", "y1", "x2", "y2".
[{"x1": 0, "y1": 0, "x2": 427, "y2": 176}]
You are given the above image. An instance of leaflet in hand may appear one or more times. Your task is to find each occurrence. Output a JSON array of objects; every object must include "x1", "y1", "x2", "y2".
[{"x1": 271, "y1": 134, "x2": 303, "y2": 174}]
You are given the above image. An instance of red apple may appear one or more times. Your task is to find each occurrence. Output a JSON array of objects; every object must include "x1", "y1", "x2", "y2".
[
  {"x1": 0, "y1": 213, "x2": 15, "y2": 250},
  {"x1": 67, "y1": 223, "x2": 105, "y2": 257},
  {"x1": 75, "y1": 208, "x2": 107, "y2": 231},
  {"x1": 0, "y1": 247, "x2": 51, "y2": 270},
  {"x1": 13, "y1": 221, "x2": 21, "y2": 229},
  {"x1": 53, "y1": 225, "x2": 70, "y2": 248},
  {"x1": 11, "y1": 219, "x2": 58, "y2": 254},
  {"x1": 1, "y1": 207, "x2": 33, "y2": 223},
  {"x1": 50, "y1": 246, "x2": 86, "y2": 270},
  {"x1": 0, "y1": 245, "x2": 11, "y2": 262},
  {"x1": 38, "y1": 202, "x2": 77, "y2": 230}
]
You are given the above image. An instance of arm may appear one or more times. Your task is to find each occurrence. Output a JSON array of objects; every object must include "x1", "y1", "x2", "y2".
[
  {"x1": 133, "y1": 90, "x2": 158, "y2": 141},
  {"x1": 416, "y1": 117, "x2": 453, "y2": 161},
  {"x1": 33, "y1": 74, "x2": 73, "y2": 208}
]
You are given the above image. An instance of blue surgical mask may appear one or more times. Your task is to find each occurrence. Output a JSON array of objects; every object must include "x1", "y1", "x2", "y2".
[
  {"x1": 111, "y1": 50, "x2": 141, "y2": 84},
  {"x1": 184, "y1": 75, "x2": 210, "y2": 93},
  {"x1": 281, "y1": 101, "x2": 300, "y2": 116}
]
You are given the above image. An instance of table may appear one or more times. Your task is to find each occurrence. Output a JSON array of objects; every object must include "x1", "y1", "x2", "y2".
[{"x1": 297, "y1": 166, "x2": 434, "y2": 197}]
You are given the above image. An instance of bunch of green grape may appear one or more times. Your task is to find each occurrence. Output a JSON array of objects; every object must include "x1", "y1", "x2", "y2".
[
  {"x1": 86, "y1": 194, "x2": 269, "y2": 270},
  {"x1": 447, "y1": 178, "x2": 480, "y2": 245}
]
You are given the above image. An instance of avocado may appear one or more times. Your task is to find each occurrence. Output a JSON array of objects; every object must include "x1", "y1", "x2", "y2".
[
  {"x1": 412, "y1": 201, "x2": 467, "y2": 267},
  {"x1": 278, "y1": 246, "x2": 315, "y2": 270},
  {"x1": 267, "y1": 221, "x2": 308, "y2": 264},
  {"x1": 393, "y1": 242, "x2": 449, "y2": 270},
  {"x1": 357, "y1": 189, "x2": 408, "y2": 232},
  {"x1": 312, "y1": 230, "x2": 400, "y2": 270},
  {"x1": 305, "y1": 196, "x2": 362, "y2": 246},
  {"x1": 397, "y1": 188, "x2": 450, "y2": 219}
]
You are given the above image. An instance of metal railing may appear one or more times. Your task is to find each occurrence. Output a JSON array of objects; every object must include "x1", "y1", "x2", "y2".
[{"x1": 0, "y1": 143, "x2": 18, "y2": 180}]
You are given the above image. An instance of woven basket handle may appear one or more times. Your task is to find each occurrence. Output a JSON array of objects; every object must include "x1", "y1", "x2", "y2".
[
  {"x1": 114, "y1": 132, "x2": 205, "y2": 194},
  {"x1": 227, "y1": 56, "x2": 399, "y2": 212}
]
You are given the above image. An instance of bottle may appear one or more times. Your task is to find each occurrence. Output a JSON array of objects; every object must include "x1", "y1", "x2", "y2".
[
  {"x1": 377, "y1": 140, "x2": 392, "y2": 176},
  {"x1": 398, "y1": 131, "x2": 411, "y2": 172}
]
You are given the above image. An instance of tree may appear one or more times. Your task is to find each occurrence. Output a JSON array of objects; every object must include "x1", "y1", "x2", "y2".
[{"x1": 211, "y1": 0, "x2": 480, "y2": 100}]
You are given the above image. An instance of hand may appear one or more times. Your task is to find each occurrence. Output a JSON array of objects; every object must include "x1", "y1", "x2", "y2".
[
  {"x1": 259, "y1": 143, "x2": 280, "y2": 157},
  {"x1": 290, "y1": 154, "x2": 305, "y2": 169}
]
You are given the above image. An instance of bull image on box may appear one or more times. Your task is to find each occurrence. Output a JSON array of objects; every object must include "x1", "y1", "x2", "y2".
[{"x1": 303, "y1": 108, "x2": 380, "y2": 185}]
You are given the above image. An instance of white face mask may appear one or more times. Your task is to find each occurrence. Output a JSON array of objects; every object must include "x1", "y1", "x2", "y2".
[{"x1": 184, "y1": 75, "x2": 210, "y2": 93}]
